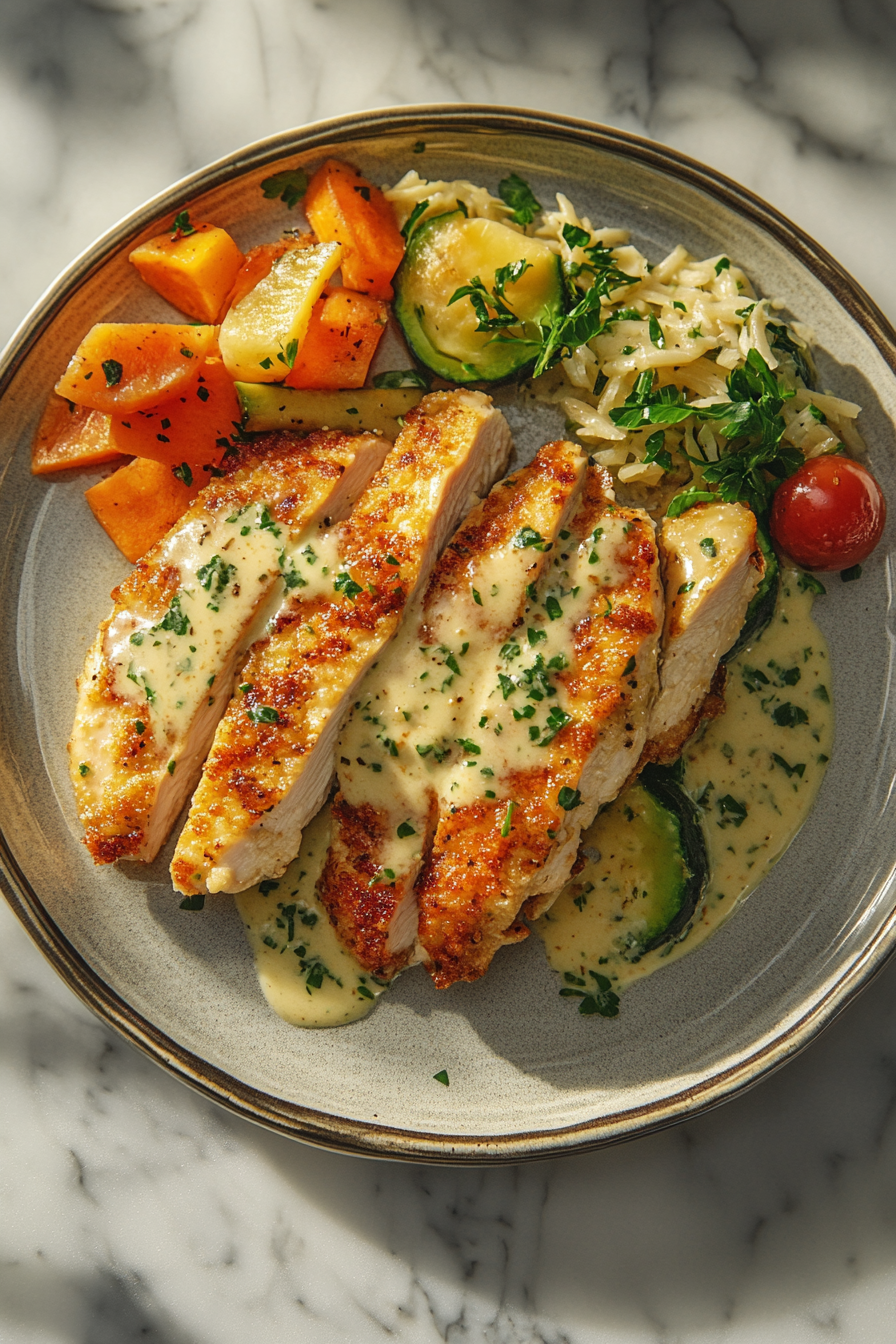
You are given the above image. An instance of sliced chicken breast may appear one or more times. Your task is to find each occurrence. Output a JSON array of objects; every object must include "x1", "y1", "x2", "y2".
[
  {"x1": 316, "y1": 439, "x2": 588, "y2": 980},
  {"x1": 644, "y1": 500, "x2": 763, "y2": 763},
  {"x1": 415, "y1": 467, "x2": 663, "y2": 986},
  {"x1": 171, "y1": 390, "x2": 512, "y2": 898},
  {"x1": 69, "y1": 430, "x2": 387, "y2": 864}
]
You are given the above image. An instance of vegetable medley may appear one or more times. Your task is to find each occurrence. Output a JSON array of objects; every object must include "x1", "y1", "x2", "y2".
[{"x1": 34, "y1": 156, "x2": 885, "y2": 576}]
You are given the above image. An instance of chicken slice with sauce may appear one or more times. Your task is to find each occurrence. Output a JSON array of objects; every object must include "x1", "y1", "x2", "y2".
[
  {"x1": 171, "y1": 390, "x2": 512, "y2": 898},
  {"x1": 316, "y1": 439, "x2": 589, "y2": 980},
  {"x1": 643, "y1": 500, "x2": 763, "y2": 764},
  {"x1": 69, "y1": 430, "x2": 387, "y2": 864},
  {"x1": 415, "y1": 467, "x2": 663, "y2": 987}
]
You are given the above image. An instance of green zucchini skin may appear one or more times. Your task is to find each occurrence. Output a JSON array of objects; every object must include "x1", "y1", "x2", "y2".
[
  {"x1": 393, "y1": 210, "x2": 565, "y2": 384},
  {"x1": 723, "y1": 519, "x2": 779, "y2": 661},
  {"x1": 634, "y1": 763, "x2": 710, "y2": 951}
]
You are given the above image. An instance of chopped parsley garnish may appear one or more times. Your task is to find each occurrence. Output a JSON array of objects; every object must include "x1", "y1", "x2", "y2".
[
  {"x1": 197, "y1": 554, "x2": 236, "y2": 595},
  {"x1": 513, "y1": 526, "x2": 549, "y2": 551},
  {"x1": 456, "y1": 738, "x2": 481, "y2": 755},
  {"x1": 501, "y1": 801, "x2": 516, "y2": 837},
  {"x1": 644, "y1": 429, "x2": 672, "y2": 472},
  {"x1": 544, "y1": 595, "x2": 563, "y2": 621},
  {"x1": 433, "y1": 1069, "x2": 450, "y2": 1086},
  {"x1": 699, "y1": 537, "x2": 717, "y2": 557},
  {"x1": 472, "y1": 587, "x2": 483, "y2": 605},
  {"x1": 259, "y1": 166, "x2": 308, "y2": 209},
  {"x1": 717, "y1": 794, "x2": 747, "y2": 827},
  {"x1": 171, "y1": 210, "x2": 195, "y2": 237},
  {"x1": 560, "y1": 969, "x2": 620, "y2": 1017},
  {"x1": 172, "y1": 462, "x2": 193, "y2": 487},
  {"x1": 772, "y1": 702, "x2": 809, "y2": 728},
  {"x1": 247, "y1": 704, "x2": 280, "y2": 724},
  {"x1": 101, "y1": 358, "x2": 123, "y2": 387},
  {"x1": 78, "y1": 762, "x2": 89, "y2": 776},
  {"x1": 334, "y1": 571, "x2": 363, "y2": 601},
  {"x1": 557, "y1": 786, "x2": 582, "y2": 810},
  {"x1": 155, "y1": 593, "x2": 190, "y2": 636},
  {"x1": 397, "y1": 821, "x2": 416, "y2": 839},
  {"x1": 772, "y1": 753, "x2": 806, "y2": 779},
  {"x1": 498, "y1": 171, "x2": 542, "y2": 225},
  {"x1": 401, "y1": 198, "x2": 430, "y2": 240},
  {"x1": 677, "y1": 581, "x2": 695, "y2": 595}
]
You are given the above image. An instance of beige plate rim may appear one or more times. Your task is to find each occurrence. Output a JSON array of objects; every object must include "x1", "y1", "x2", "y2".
[{"x1": 2, "y1": 104, "x2": 896, "y2": 1164}]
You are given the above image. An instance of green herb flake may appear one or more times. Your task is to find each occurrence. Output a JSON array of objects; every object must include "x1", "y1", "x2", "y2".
[
  {"x1": 501, "y1": 801, "x2": 516, "y2": 837},
  {"x1": 699, "y1": 537, "x2": 717, "y2": 557},
  {"x1": 171, "y1": 210, "x2": 195, "y2": 237},
  {"x1": 772, "y1": 753, "x2": 806, "y2": 779},
  {"x1": 260, "y1": 166, "x2": 308, "y2": 209},
  {"x1": 497, "y1": 171, "x2": 542, "y2": 226},
  {"x1": 433, "y1": 1069, "x2": 450, "y2": 1086},
  {"x1": 397, "y1": 821, "x2": 416, "y2": 839},
  {"x1": 78, "y1": 762, "x2": 89, "y2": 777},
  {"x1": 172, "y1": 462, "x2": 193, "y2": 487},
  {"x1": 772, "y1": 702, "x2": 809, "y2": 728},
  {"x1": 247, "y1": 704, "x2": 280, "y2": 725},
  {"x1": 101, "y1": 358, "x2": 123, "y2": 387},
  {"x1": 558, "y1": 786, "x2": 582, "y2": 811}
]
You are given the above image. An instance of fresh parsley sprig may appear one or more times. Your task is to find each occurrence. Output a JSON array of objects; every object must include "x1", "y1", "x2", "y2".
[{"x1": 609, "y1": 350, "x2": 803, "y2": 517}]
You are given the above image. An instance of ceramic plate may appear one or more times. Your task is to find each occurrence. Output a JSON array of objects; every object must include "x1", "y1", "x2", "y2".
[{"x1": 2, "y1": 107, "x2": 895, "y2": 1163}]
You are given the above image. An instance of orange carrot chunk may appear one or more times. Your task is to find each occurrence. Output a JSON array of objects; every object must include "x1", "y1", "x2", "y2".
[
  {"x1": 85, "y1": 456, "x2": 202, "y2": 563},
  {"x1": 304, "y1": 159, "x2": 404, "y2": 300},
  {"x1": 55, "y1": 323, "x2": 217, "y2": 414},
  {"x1": 31, "y1": 394, "x2": 122, "y2": 475},
  {"x1": 108, "y1": 357, "x2": 238, "y2": 475},
  {"x1": 284, "y1": 287, "x2": 388, "y2": 389},
  {"x1": 129, "y1": 218, "x2": 245, "y2": 323}
]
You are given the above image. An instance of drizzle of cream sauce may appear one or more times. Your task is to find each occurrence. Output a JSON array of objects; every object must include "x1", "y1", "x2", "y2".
[
  {"x1": 535, "y1": 570, "x2": 834, "y2": 992},
  {"x1": 235, "y1": 809, "x2": 388, "y2": 1026},
  {"x1": 103, "y1": 508, "x2": 347, "y2": 761}
]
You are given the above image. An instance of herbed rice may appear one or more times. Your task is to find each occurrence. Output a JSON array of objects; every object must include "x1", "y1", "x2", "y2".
[{"x1": 384, "y1": 171, "x2": 864, "y2": 515}]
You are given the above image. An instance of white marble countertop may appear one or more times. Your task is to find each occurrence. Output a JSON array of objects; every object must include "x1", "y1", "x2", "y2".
[{"x1": 4, "y1": 2, "x2": 896, "y2": 1340}]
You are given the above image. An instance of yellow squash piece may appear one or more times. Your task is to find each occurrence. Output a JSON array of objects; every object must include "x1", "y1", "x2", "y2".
[
  {"x1": 218, "y1": 241, "x2": 343, "y2": 383},
  {"x1": 129, "y1": 223, "x2": 245, "y2": 324}
]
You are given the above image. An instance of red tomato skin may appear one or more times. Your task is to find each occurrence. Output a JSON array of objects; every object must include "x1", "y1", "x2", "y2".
[{"x1": 770, "y1": 454, "x2": 886, "y2": 571}]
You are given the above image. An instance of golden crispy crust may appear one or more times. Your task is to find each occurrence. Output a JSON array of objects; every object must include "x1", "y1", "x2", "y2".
[
  {"x1": 315, "y1": 440, "x2": 586, "y2": 979},
  {"x1": 71, "y1": 430, "x2": 370, "y2": 865},
  {"x1": 417, "y1": 478, "x2": 662, "y2": 988}
]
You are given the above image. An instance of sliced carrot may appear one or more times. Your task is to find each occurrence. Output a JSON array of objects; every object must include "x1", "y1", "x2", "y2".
[
  {"x1": 55, "y1": 323, "x2": 217, "y2": 414},
  {"x1": 109, "y1": 357, "x2": 238, "y2": 474},
  {"x1": 31, "y1": 394, "x2": 121, "y2": 475},
  {"x1": 85, "y1": 456, "x2": 202, "y2": 563},
  {"x1": 129, "y1": 221, "x2": 245, "y2": 324},
  {"x1": 224, "y1": 233, "x2": 316, "y2": 312},
  {"x1": 304, "y1": 159, "x2": 405, "y2": 300},
  {"x1": 284, "y1": 287, "x2": 388, "y2": 389}
]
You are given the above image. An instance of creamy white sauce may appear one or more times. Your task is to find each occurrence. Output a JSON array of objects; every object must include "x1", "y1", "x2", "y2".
[
  {"x1": 235, "y1": 808, "x2": 388, "y2": 1026},
  {"x1": 104, "y1": 507, "x2": 349, "y2": 761},
  {"x1": 536, "y1": 570, "x2": 834, "y2": 992}
]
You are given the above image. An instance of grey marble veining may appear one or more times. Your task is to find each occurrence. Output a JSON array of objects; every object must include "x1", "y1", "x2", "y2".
[{"x1": 4, "y1": 1, "x2": 896, "y2": 1340}]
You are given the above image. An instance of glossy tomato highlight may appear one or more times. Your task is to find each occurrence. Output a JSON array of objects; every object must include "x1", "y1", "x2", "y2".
[{"x1": 770, "y1": 454, "x2": 886, "y2": 571}]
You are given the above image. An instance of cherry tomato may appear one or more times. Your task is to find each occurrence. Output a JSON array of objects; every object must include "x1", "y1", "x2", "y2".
[{"x1": 770, "y1": 454, "x2": 886, "y2": 571}]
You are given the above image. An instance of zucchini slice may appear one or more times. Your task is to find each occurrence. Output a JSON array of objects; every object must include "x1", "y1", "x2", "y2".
[
  {"x1": 236, "y1": 384, "x2": 423, "y2": 438},
  {"x1": 723, "y1": 519, "x2": 779, "y2": 660},
  {"x1": 635, "y1": 763, "x2": 709, "y2": 951},
  {"x1": 393, "y1": 211, "x2": 565, "y2": 384},
  {"x1": 556, "y1": 764, "x2": 709, "y2": 959}
]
